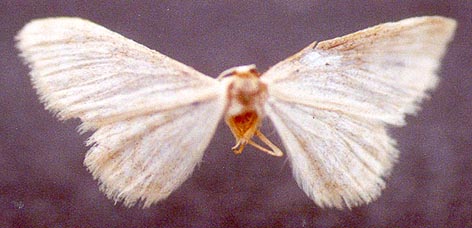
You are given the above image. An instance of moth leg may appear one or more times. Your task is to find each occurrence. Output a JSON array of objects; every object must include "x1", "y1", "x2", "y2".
[
  {"x1": 229, "y1": 120, "x2": 258, "y2": 155},
  {"x1": 248, "y1": 130, "x2": 284, "y2": 157},
  {"x1": 232, "y1": 139, "x2": 247, "y2": 155}
]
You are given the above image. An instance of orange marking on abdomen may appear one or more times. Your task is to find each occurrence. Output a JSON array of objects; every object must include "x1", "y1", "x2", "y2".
[{"x1": 231, "y1": 111, "x2": 259, "y2": 137}]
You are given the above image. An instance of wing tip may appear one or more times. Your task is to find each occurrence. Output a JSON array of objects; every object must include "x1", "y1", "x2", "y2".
[{"x1": 16, "y1": 17, "x2": 99, "y2": 51}]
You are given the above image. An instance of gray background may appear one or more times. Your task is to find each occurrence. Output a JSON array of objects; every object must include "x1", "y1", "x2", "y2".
[{"x1": 1, "y1": 1, "x2": 471, "y2": 227}]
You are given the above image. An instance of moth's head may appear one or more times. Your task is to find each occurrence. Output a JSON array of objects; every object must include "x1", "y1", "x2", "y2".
[{"x1": 218, "y1": 64, "x2": 260, "y2": 79}]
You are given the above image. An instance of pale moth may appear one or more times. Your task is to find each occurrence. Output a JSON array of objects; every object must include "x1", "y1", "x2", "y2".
[{"x1": 17, "y1": 16, "x2": 456, "y2": 209}]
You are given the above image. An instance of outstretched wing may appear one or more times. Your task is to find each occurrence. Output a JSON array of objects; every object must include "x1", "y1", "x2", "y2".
[
  {"x1": 261, "y1": 16, "x2": 456, "y2": 208},
  {"x1": 17, "y1": 17, "x2": 226, "y2": 207}
]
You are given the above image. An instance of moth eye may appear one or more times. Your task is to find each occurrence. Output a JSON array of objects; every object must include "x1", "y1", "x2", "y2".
[
  {"x1": 223, "y1": 71, "x2": 235, "y2": 77},
  {"x1": 218, "y1": 70, "x2": 235, "y2": 79},
  {"x1": 250, "y1": 68, "x2": 260, "y2": 77}
]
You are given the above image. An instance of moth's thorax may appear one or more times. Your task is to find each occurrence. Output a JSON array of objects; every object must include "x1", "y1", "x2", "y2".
[
  {"x1": 221, "y1": 65, "x2": 268, "y2": 140},
  {"x1": 222, "y1": 65, "x2": 268, "y2": 117}
]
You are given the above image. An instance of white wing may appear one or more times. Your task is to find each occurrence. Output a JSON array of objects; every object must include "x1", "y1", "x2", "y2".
[
  {"x1": 261, "y1": 16, "x2": 456, "y2": 208},
  {"x1": 17, "y1": 17, "x2": 226, "y2": 207}
]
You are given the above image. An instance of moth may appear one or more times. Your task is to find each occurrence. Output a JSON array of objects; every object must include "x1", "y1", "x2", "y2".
[{"x1": 16, "y1": 16, "x2": 456, "y2": 209}]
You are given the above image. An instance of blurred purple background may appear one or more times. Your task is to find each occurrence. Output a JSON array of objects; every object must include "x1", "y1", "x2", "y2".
[{"x1": 1, "y1": 1, "x2": 471, "y2": 227}]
